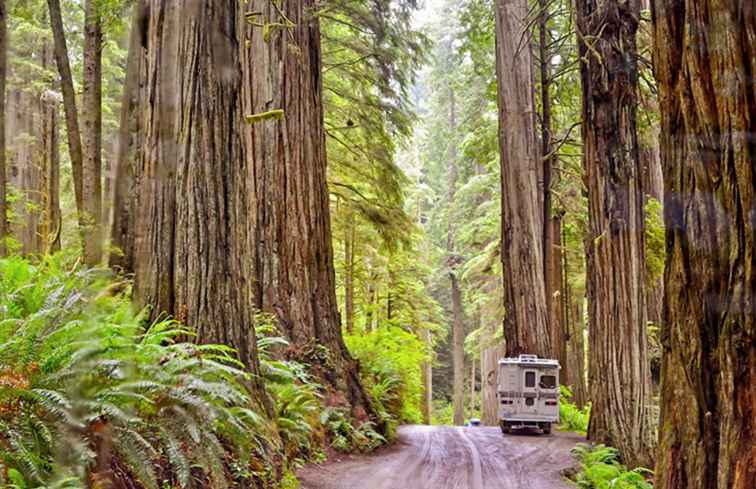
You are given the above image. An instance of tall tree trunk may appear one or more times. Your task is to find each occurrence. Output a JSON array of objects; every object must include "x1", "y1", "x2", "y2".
[
  {"x1": 480, "y1": 327, "x2": 506, "y2": 425},
  {"x1": 469, "y1": 355, "x2": 476, "y2": 417},
  {"x1": 421, "y1": 328, "x2": 433, "y2": 425},
  {"x1": 567, "y1": 298, "x2": 588, "y2": 409},
  {"x1": 47, "y1": 0, "x2": 85, "y2": 234},
  {"x1": 0, "y1": 0, "x2": 7, "y2": 256},
  {"x1": 446, "y1": 87, "x2": 465, "y2": 427},
  {"x1": 81, "y1": 0, "x2": 103, "y2": 265},
  {"x1": 577, "y1": 0, "x2": 653, "y2": 468},
  {"x1": 651, "y1": 1, "x2": 755, "y2": 487},
  {"x1": 133, "y1": 0, "x2": 266, "y2": 402},
  {"x1": 110, "y1": 1, "x2": 145, "y2": 273},
  {"x1": 539, "y1": 0, "x2": 562, "y2": 367},
  {"x1": 344, "y1": 211, "x2": 355, "y2": 334},
  {"x1": 550, "y1": 216, "x2": 567, "y2": 378},
  {"x1": 242, "y1": 0, "x2": 374, "y2": 421},
  {"x1": 494, "y1": 0, "x2": 551, "y2": 358}
]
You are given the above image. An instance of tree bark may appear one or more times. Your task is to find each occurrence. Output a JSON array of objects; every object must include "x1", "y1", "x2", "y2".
[
  {"x1": 109, "y1": 1, "x2": 146, "y2": 273},
  {"x1": 446, "y1": 87, "x2": 465, "y2": 427},
  {"x1": 344, "y1": 211, "x2": 355, "y2": 334},
  {"x1": 494, "y1": 0, "x2": 551, "y2": 358},
  {"x1": 421, "y1": 328, "x2": 433, "y2": 425},
  {"x1": 81, "y1": 0, "x2": 103, "y2": 265},
  {"x1": 469, "y1": 355, "x2": 476, "y2": 416},
  {"x1": 577, "y1": 0, "x2": 653, "y2": 468},
  {"x1": 133, "y1": 0, "x2": 266, "y2": 403},
  {"x1": 651, "y1": 1, "x2": 755, "y2": 487},
  {"x1": 0, "y1": 0, "x2": 7, "y2": 256},
  {"x1": 241, "y1": 0, "x2": 374, "y2": 421},
  {"x1": 480, "y1": 323, "x2": 506, "y2": 426},
  {"x1": 47, "y1": 0, "x2": 85, "y2": 233},
  {"x1": 567, "y1": 299, "x2": 588, "y2": 409}
]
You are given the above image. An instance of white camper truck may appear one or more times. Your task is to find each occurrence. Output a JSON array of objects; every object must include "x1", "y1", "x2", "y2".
[{"x1": 497, "y1": 355, "x2": 560, "y2": 434}]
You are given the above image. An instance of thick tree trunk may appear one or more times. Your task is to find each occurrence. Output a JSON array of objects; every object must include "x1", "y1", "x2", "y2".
[
  {"x1": 241, "y1": 0, "x2": 374, "y2": 421},
  {"x1": 47, "y1": 0, "x2": 85, "y2": 232},
  {"x1": 480, "y1": 325, "x2": 506, "y2": 426},
  {"x1": 81, "y1": 0, "x2": 103, "y2": 265},
  {"x1": 651, "y1": 1, "x2": 755, "y2": 487},
  {"x1": 0, "y1": 0, "x2": 7, "y2": 256},
  {"x1": 577, "y1": 0, "x2": 653, "y2": 468},
  {"x1": 567, "y1": 299, "x2": 588, "y2": 409},
  {"x1": 551, "y1": 217, "x2": 568, "y2": 377},
  {"x1": 109, "y1": 2, "x2": 145, "y2": 273},
  {"x1": 133, "y1": 0, "x2": 266, "y2": 402},
  {"x1": 494, "y1": 0, "x2": 551, "y2": 358}
]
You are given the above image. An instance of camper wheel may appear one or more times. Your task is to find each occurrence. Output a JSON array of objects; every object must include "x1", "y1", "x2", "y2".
[
  {"x1": 500, "y1": 421, "x2": 511, "y2": 435},
  {"x1": 540, "y1": 422, "x2": 552, "y2": 435}
]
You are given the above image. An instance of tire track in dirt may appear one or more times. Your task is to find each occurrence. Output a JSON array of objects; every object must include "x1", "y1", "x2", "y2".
[{"x1": 297, "y1": 425, "x2": 582, "y2": 489}]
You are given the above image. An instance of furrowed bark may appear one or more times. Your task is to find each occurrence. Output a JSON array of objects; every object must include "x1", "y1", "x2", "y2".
[
  {"x1": 0, "y1": 0, "x2": 7, "y2": 256},
  {"x1": 652, "y1": 0, "x2": 755, "y2": 487},
  {"x1": 494, "y1": 0, "x2": 551, "y2": 358},
  {"x1": 577, "y1": 0, "x2": 654, "y2": 468},
  {"x1": 133, "y1": 0, "x2": 267, "y2": 403},
  {"x1": 81, "y1": 0, "x2": 104, "y2": 265},
  {"x1": 110, "y1": 1, "x2": 146, "y2": 273},
  {"x1": 241, "y1": 0, "x2": 375, "y2": 421}
]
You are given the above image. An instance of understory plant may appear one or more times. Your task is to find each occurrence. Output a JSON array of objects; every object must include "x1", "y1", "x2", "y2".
[
  {"x1": 0, "y1": 255, "x2": 274, "y2": 489},
  {"x1": 559, "y1": 386, "x2": 590, "y2": 433},
  {"x1": 570, "y1": 444, "x2": 654, "y2": 489},
  {"x1": 345, "y1": 325, "x2": 428, "y2": 436}
]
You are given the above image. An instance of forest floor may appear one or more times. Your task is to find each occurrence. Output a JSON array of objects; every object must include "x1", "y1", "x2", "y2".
[{"x1": 297, "y1": 425, "x2": 584, "y2": 489}]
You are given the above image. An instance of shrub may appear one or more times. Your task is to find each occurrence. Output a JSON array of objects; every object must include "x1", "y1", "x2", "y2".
[
  {"x1": 571, "y1": 444, "x2": 654, "y2": 489},
  {"x1": 0, "y1": 255, "x2": 271, "y2": 489},
  {"x1": 345, "y1": 326, "x2": 429, "y2": 434},
  {"x1": 559, "y1": 386, "x2": 590, "y2": 433}
]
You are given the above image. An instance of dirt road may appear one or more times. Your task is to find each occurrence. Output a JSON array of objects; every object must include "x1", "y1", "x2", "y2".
[{"x1": 298, "y1": 425, "x2": 583, "y2": 489}]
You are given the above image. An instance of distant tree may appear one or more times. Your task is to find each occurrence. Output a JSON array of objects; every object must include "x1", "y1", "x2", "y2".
[
  {"x1": 494, "y1": 0, "x2": 552, "y2": 358},
  {"x1": 0, "y1": 0, "x2": 9, "y2": 256},
  {"x1": 652, "y1": 1, "x2": 755, "y2": 487}
]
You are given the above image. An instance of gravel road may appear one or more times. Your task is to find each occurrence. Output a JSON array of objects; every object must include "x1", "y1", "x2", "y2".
[{"x1": 297, "y1": 425, "x2": 584, "y2": 489}]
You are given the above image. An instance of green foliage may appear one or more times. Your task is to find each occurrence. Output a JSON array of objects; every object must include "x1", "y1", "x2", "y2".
[
  {"x1": 644, "y1": 197, "x2": 665, "y2": 282},
  {"x1": 559, "y1": 386, "x2": 590, "y2": 434},
  {"x1": 0, "y1": 255, "x2": 272, "y2": 489},
  {"x1": 571, "y1": 444, "x2": 654, "y2": 489},
  {"x1": 345, "y1": 326, "x2": 429, "y2": 431},
  {"x1": 319, "y1": 408, "x2": 385, "y2": 454}
]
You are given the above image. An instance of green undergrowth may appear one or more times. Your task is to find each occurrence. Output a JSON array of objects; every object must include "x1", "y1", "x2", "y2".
[
  {"x1": 345, "y1": 326, "x2": 429, "y2": 437},
  {"x1": 559, "y1": 386, "x2": 590, "y2": 434},
  {"x1": 0, "y1": 255, "x2": 390, "y2": 489},
  {"x1": 570, "y1": 444, "x2": 654, "y2": 489}
]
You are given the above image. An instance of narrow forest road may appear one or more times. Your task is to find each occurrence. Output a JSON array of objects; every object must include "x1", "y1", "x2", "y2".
[{"x1": 298, "y1": 425, "x2": 584, "y2": 489}]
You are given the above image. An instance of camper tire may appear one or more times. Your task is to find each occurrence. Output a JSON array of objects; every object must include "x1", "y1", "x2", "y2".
[
  {"x1": 540, "y1": 423, "x2": 552, "y2": 435},
  {"x1": 500, "y1": 421, "x2": 511, "y2": 435}
]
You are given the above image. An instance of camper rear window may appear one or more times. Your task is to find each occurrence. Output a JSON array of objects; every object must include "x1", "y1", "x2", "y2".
[
  {"x1": 540, "y1": 375, "x2": 557, "y2": 389},
  {"x1": 525, "y1": 371, "x2": 536, "y2": 387}
]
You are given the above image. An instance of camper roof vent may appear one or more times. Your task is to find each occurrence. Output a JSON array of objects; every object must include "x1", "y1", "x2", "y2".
[{"x1": 519, "y1": 355, "x2": 538, "y2": 362}]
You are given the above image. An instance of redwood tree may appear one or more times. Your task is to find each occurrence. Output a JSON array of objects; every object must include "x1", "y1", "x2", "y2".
[
  {"x1": 494, "y1": 0, "x2": 551, "y2": 358},
  {"x1": 652, "y1": 0, "x2": 755, "y2": 487},
  {"x1": 577, "y1": 0, "x2": 653, "y2": 468},
  {"x1": 132, "y1": 0, "x2": 265, "y2": 398},
  {"x1": 0, "y1": 0, "x2": 8, "y2": 256},
  {"x1": 241, "y1": 0, "x2": 374, "y2": 419}
]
